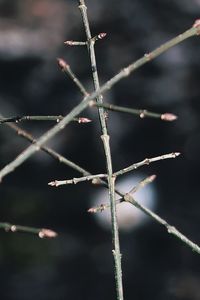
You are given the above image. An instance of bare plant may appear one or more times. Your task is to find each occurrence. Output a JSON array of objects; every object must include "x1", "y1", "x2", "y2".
[{"x1": 1, "y1": 2, "x2": 200, "y2": 299}]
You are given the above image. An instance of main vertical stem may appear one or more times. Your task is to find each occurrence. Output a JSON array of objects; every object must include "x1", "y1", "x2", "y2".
[{"x1": 78, "y1": 1, "x2": 124, "y2": 299}]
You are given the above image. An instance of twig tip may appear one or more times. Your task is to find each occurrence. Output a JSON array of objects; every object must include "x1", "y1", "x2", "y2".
[
  {"x1": 98, "y1": 32, "x2": 107, "y2": 39},
  {"x1": 39, "y1": 229, "x2": 58, "y2": 239},
  {"x1": 193, "y1": 19, "x2": 200, "y2": 35},
  {"x1": 57, "y1": 58, "x2": 68, "y2": 71},
  {"x1": 78, "y1": 117, "x2": 92, "y2": 123},
  {"x1": 161, "y1": 113, "x2": 178, "y2": 121}
]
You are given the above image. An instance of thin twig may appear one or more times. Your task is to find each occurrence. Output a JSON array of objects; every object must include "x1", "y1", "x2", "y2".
[
  {"x1": 123, "y1": 193, "x2": 200, "y2": 254},
  {"x1": 0, "y1": 22, "x2": 198, "y2": 181},
  {"x1": 64, "y1": 33, "x2": 107, "y2": 46},
  {"x1": 57, "y1": 58, "x2": 89, "y2": 97},
  {"x1": 64, "y1": 40, "x2": 87, "y2": 46},
  {"x1": 48, "y1": 152, "x2": 180, "y2": 186},
  {"x1": 48, "y1": 173, "x2": 107, "y2": 187},
  {"x1": 3, "y1": 120, "x2": 90, "y2": 177},
  {"x1": 0, "y1": 115, "x2": 91, "y2": 124},
  {"x1": 0, "y1": 222, "x2": 57, "y2": 238},
  {"x1": 91, "y1": 101, "x2": 177, "y2": 122},
  {"x1": 114, "y1": 152, "x2": 180, "y2": 177}
]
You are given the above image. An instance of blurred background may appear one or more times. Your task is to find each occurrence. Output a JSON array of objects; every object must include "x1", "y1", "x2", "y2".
[{"x1": 0, "y1": 0, "x2": 200, "y2": 299}]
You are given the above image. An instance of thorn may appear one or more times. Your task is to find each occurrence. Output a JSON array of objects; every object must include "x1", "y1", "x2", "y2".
[{"x1": 161, "y1": 113, "x2": 178, "y2": 121}]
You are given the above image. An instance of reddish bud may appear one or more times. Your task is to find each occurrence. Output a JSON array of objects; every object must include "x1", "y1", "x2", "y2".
[
  {"x1": 87, "y1": 207, "x2": 98, "y2": 213},
  {"x1": 39, "y1": 229, "x2": 57, "y2": 239},
  {"x1": 57, "y1": 58, "x2": 68, "y2": 71},
  {"x1": 148, "y1": 174, "x2": 157, "y2": 183},
  {"x1": 64, "y1": 40, "x2": 74, "y2": 46},
  {"x1": 161, "y1": 113, "x2": 177, "y2": 121},
  {"x1": 193, "y1": 19, "x2": 200, "y2": 35},
  {"x1": 78, "y1": 117, "x2": 92, "y2": 123},
  {"x1": 98, "y1": 32, "x2": 107, "y2": 39}
]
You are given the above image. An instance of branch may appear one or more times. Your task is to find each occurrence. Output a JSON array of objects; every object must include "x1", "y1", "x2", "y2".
[
  {"x1": 0, "y1": 115, "x2": 91, "y2": 124},
  {"x1": 48, "y1": 173, "x2": 107, "y2": 187},
  {"x1": 113, "y1": 152, "x2": 180, "y2": 177},
  {"x1": 48, "y1": 152, "x2": 180, "y2": 186},
  {"x1": 91, "y1": 102, "x2": 177, "y2": 122},
  {"x1": 64, "y1": 33, "x2": 107, "y2": 46},
  {"x1": 0, "y1": 222, "x2": 57, "y2": 238},
  {"x1": 89, "y1": 177, "x2": 200, "y2": 254},
  {"x1": 123, "y1": 193, "x2": 200, "y2": 254},
  {"x1": 78, "y1": 1, "x2": 123, "y2": 299},
  {"x1": 0, "y1": 21, "x2": 199, "y2": 181},
  {"x1": 2, "y1": 118, "x2": 91, "y2": 176}
]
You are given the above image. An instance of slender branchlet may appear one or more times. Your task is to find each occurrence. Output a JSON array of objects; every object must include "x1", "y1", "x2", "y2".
[
  {"x1": 64, "y1": 40, "x2": 87, "y2": 46},
  {"x1": 91, "y1": 102, "x2": 178, "y2": 121},
  {"x1": 113, "y1": 152, "x2": 180, "y2": 177},
  {"x1": 0, "y1": 222, "x2": 57, "y2": 238},
  {"x1": 57, "y1": 58, "x2": 89, "y2": 97},
  {"x1": 123, "y1": 193, "x2": 200, "y2": 254},
  {"x1": 0, "y1": 115, "x2": 91, "y2": 124},
  {"x1": 48, "y1": 152, "x2": 180, "y2": 186},
  {"x1": 64, "y1": 33, "x2": 107, "y2": 46}
]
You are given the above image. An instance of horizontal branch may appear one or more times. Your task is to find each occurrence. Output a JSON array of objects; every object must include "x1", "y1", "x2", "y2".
[
  {"x1": 0, "y1": 222, "x2": 57, "y2": 238},
  {"x1": 64, "y1": 33, "x2": 107, "y2": 46},
  {"x1": 91, "y1": 101, "x2": 177, "y2": 122},
  {"x1": 48, "y1": 173, "x2": 107, "y2": 187},
  {"x1": 0, "y1": 115, "x2": 91, "y2": 124},
  {"x1": 64, "y1": 40, "x2": 87, "y2": 46},
  {"x1": 48, "y1": 152, "x2": 180, "y2": 186}
]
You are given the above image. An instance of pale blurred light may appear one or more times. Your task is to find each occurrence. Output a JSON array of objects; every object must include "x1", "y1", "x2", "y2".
[{"x1": 91, "y1": 174, "x2": 157, "y2": 232}]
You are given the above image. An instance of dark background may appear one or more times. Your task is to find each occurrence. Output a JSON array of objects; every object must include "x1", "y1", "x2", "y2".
[{"x1": 0, "y1": 0, "x2": 200, "y2": 299}]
